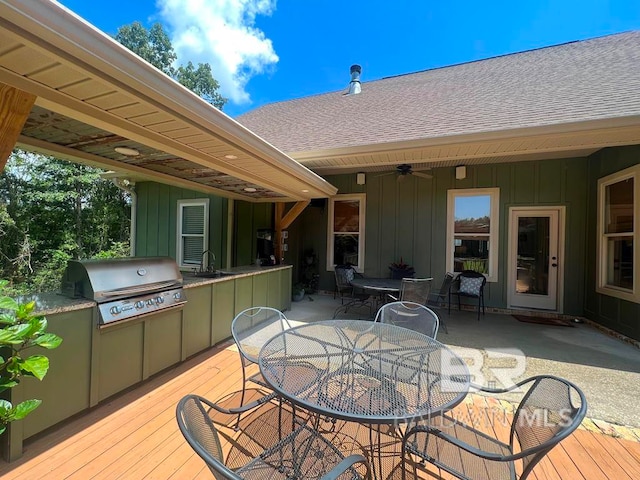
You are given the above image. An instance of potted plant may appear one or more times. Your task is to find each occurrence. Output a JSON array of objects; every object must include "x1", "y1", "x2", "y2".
[
  {"x1": 292, "y1": 283, "x2": 306, "y2": 302},
  {"x1": 389, "y1": 257, "x2": 415, "y2": 279}
]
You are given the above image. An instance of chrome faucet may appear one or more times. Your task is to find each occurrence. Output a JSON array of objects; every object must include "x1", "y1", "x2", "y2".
[{"x1": 199, "y1": 250, "x2": 216, "y2": 273}]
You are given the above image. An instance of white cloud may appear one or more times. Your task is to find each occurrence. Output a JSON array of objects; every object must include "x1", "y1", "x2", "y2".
[{"x1": 158, "y1": 0, "x2": 279, "y2": 105}]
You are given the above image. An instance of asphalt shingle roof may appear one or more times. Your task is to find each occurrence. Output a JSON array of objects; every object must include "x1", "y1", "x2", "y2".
[{"x1": 237, "y1": 31, "x2": 640, "y2": 153}]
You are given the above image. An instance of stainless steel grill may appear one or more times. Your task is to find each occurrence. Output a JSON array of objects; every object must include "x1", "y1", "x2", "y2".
[{"x1": 61, "y1": 257, "x2": 186, "y2": 325}]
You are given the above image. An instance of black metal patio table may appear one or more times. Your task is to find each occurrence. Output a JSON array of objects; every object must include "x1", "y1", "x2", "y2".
[
  {"x1": 350, "y1": 277, "x2": 402, "y2": 312},
  {"x1": 259, "y1": 319, "x2": 470, "y2": 477},
  {"x1": 350, "y1": 277, "x2": 402, "y2": 296}
]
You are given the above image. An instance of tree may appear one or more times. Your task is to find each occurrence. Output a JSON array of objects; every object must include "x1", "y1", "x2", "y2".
[
  {"x1": 115, "y1": 22, "x2": 176, "y2": 76},
  {"x1": 176, "y1": 62, "x2": 226, "y2": 110},
  {"x1": 0, "y1": 152, "x2": 131, "y2": 294},
  {"x1": 115, "y1": 22, "x2": 227, "y2": 109}
]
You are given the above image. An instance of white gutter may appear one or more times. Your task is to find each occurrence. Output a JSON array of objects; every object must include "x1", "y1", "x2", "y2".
[
  {"x1": 0, "y1": 0, "x2": 337, "y2": 198},
  {"x1": 111, "y1": 178, "x2": 137, "y2": 256}
]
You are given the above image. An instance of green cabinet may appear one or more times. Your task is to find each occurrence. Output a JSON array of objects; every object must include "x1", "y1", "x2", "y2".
[{"x1": 8, "y1": 266, "x2": 292, "y2": 461}]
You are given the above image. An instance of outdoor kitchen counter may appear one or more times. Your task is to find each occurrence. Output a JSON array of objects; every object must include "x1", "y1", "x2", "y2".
[
  {"x1": 15, "y1": 265, "x2": 292, "y2": 315},
  {"x1": 16, "y1": 291, "x2": 96, "y2": 316},
  {"x1": 182, "y1": 264, "x2": 292, "y2": 288}
]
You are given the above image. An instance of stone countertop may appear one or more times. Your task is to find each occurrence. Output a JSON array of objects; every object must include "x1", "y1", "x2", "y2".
[
  {"x1": 15, "y1": 292, "x2": 95, "y2": 316},
  {"x1": 16, "y1": 264, "x2": 292, "y2": 315}
]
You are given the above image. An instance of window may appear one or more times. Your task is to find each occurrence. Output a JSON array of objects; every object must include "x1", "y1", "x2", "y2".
[
  {"x1": 177, "y1": 199, "x2": 209, "y2": 269},
  {"x1": 446, "y1": 188, "x2": 499, "y2": 282},
  {"x1": 327, "y1": 194, "x2": 365, "y2": 271},
  {"x1": 597, "y1": 165, "x2": 639, "y2": 302}
]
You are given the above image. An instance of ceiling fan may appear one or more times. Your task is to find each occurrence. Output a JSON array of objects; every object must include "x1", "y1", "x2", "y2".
[{"x1": 377, "y1": 164, "x2": 433, "y2": 182}]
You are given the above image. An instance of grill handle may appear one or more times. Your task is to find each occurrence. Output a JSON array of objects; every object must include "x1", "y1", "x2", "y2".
[{"x1": 98, "y1": 281, "x2": 180, "y2": 298}]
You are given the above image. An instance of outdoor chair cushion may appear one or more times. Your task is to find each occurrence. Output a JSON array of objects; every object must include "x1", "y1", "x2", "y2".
[{"x1": 459, "y1": 276, "x2": 484, "y2": 296}]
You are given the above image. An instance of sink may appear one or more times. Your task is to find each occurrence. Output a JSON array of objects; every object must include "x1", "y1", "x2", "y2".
[{"x1": 193, "y1": 271, "x2": 234, "y2": 278}]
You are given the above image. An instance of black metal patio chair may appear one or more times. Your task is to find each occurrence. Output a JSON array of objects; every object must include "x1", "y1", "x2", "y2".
[
  {"x1": 374, "y1": 301, "x2": 440, "y2": 339},
  {"x1": 230, "y1": 307, "x2": 291, "y2": 425},
  {"x1": 176, "y1": 394, "x2": 371, "y2": 480},
  {"x1": 448, "y1": 270, "x2": 487, "y2": 321},
  {"x1": 332, "y1": 265, "x2": 373, "y2": 318},
  {"x1": 401, "y1": 375, "x2": 587, "y2": 480},
  {"x1": 387, "y1": 277, "x2": 433, "y2": 305}
]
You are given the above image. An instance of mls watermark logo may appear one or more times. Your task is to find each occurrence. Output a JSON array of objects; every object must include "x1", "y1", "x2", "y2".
[{"x1": 439, "y1": 347, "x2": 527, "y2": 392}]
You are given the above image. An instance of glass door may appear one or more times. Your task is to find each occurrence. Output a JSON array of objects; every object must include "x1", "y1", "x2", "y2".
[{"x1": 508, "y1": 208, "x2": 562, "y2": 310}]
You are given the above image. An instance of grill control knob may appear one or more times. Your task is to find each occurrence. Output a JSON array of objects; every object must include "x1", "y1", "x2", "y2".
[
  {"x1": 155, "y1": 296, "x2": 164, "y2": 305},
  {"x1": 135, "y1": 301, "x2": 145, "y2": 309},
  {"x1": 110, "y1": 306, "x2": 121, "y2": 315},
  {"x1": 146, "y1": 299, "x2": 154, "y2": 306},
  {"x1": 173, "y1": 292, "x2": 182, "y2": 300}
]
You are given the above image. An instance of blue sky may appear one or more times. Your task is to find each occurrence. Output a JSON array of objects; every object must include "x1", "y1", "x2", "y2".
[{"x1": 58, "y1": 0, "x2": 640, "y2": 118}]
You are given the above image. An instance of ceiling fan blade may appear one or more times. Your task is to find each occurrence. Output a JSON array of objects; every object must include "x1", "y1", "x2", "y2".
[
  {"x1": 374, "y1": 171, "x2": 396, "y2": 178},
  {"x1": 412, "y1": 171, "x2": 433, "y2": 179},
  {"x1": 397, "y1": 174, "x2": 406, "y2": 183}
]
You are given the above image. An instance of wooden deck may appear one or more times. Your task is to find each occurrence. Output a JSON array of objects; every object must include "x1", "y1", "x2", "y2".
[{"x1": 0, "y1": 341, "x2": 638, "y2": 479}]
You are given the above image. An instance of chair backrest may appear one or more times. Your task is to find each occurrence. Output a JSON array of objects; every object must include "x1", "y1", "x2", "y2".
[
  {"x1": 400, "y1": 277, "x2": 433, "y2": 304},
  {"x1": 334, "y1": 264, "x2": 356, "y2": 290},
  {"x1": 430, "y1": 272, "x2": 455, "y2": 304},
  {"x1": 511, "y1": 376, "x2": 587, "y2": 479},
  {"x1": 176, "y1": 394, "x2": 240, "y2": 480},
  {"x1": 453, "y1": 270, "x2": 487, "y2": 297},
  {"x1": 231, "y1": 307, "x2": 291, "y2": 365},
  {"x1": 374, "y1": 301, "x2": 440, "y2": 338}
]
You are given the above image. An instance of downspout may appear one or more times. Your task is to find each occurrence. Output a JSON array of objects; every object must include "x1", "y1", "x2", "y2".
[{"x1": 111, "y1": 178, "x2": 137, "y2": 256}]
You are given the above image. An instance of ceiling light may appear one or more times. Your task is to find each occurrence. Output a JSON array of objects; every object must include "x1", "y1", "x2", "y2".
[
  {"x1": 302, "y1": 189, "x2": 309, "y2": 193},
  {"x1": 224, "y1": 154, "x2": 238, "y2": 160},
  {"x1": 114, "y1": 146, "x2": 140, "y2": 156},
  {"x1": 244, "y1": 187, "x2": 257, "y2": 193}
]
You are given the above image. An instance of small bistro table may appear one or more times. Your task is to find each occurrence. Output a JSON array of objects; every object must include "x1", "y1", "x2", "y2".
[{"x1": 259, "y1": 320, "x2": 470, "y2": 476}]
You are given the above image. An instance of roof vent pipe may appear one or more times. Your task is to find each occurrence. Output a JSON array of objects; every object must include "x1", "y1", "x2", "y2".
[{"x1": 347, "y1": 64, "x2": 362, "y2": 95}]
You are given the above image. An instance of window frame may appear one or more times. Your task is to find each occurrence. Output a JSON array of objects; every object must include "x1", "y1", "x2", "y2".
[
  {"x1": 176, "y1": 198, "x2": 210, "y2": 270},
  {"x1": 446, "y1": 188, "x2": 500, "y2": 282},
  {"x1": 326, "y1": 194, "x2": 366, "y2": 272},
  {"x1": 596, "y1": 165, "x2": 639, "y2": 302}
]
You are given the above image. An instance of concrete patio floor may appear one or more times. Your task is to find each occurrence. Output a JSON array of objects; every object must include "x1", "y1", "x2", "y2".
[{"x1": 285, "y1": 293, "x2": 640, "y2": 430}]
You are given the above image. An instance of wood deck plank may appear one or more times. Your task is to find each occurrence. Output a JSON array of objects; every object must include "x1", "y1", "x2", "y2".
[
  {"x1": 559, "y1": 430, "x2": 622, "y2": 480},
  {"x1": 0, "y1": 342, "x2": 637, "y2": 480}
]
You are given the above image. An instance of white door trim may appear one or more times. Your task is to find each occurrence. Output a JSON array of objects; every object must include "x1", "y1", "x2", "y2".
[{"x1": 507, "y1": 206, "x2": 565, "y2": 313}]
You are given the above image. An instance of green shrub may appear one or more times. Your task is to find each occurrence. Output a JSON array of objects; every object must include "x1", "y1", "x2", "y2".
[{"x1": 0, "y1": 280, "x2": 62, "y2": 435}]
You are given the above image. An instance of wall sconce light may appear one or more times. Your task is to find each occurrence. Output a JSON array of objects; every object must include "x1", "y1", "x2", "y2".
[
  {"x1": 356, "y1": 172, "x2": 366, "y2": 185},
  {"x1": 455, "y1": 165, "x2": 467, "y2": 180}
]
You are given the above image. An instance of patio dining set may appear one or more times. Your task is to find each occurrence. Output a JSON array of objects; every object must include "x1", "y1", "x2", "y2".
[{"x1": 176, "y1": 280, "x2": 587, "y2": 479}]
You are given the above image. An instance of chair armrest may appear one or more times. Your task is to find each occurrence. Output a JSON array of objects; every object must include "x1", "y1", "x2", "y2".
[
  {"x1": 403, "y1": 424, "x2": 511, "y2": 462},
  {"x1": 320, "y1": 454, "x2": 370, "y2": 480},
  {"x1": 206, "y1": 391, "x2": 277, "y2": 415}
]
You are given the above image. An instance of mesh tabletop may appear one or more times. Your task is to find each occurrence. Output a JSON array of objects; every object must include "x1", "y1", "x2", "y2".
[
  {"x1": 259, "y1": 320, "x2": 470, "y2": 424},
  {"x1": 350, "y1": 278, "x2": 401, "y2": 293}
]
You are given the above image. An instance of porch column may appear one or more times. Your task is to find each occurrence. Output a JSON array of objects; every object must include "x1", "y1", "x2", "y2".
[{"x1": 0, "y1": 83, "x2": 36, "y2": 172}]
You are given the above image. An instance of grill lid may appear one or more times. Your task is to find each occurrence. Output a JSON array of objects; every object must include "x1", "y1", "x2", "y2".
[{"x1": 61, "y1": 257, "x2": 183, "y2": 302}]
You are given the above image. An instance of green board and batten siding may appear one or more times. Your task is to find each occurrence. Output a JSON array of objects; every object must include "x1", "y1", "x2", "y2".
[
  {"x1": 289, "y1": 157, "x2": 589, "y2": 316},
  {"x1": 585, "y1": 145, "x2": 640, "y2": 339},
  {"x1": 135, "y1": 183, "x2": 229, "y2": 264}
]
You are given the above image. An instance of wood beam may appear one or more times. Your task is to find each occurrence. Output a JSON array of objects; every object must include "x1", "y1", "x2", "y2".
[
  {"x1": 280, "y1": 201, "x2": 310, "y2": 230},
  {"x1": 274, "y1": 200, "x2": 309, "y2": 264},
  {"x1": 0, "y1": 84, "x2": 36, "y2": 172}
]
